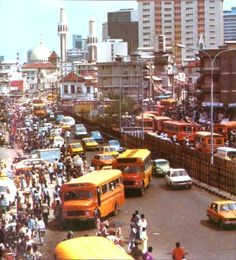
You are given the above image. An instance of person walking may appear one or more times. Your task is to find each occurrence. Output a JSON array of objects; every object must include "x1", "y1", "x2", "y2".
[
  {"x1": 172, "y1": 241, "x2": 186, "y2": 260},
  {"x1": 143, "y1": 246, "x2": 154, "y2": 260},
  {"x1": 37, "y1": 217, "x2": 46, "y2": 246}
]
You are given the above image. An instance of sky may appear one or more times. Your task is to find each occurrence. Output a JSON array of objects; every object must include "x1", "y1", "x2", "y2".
[{"x1": 0, "y1": 0, "x2": 235, "y2": 62}]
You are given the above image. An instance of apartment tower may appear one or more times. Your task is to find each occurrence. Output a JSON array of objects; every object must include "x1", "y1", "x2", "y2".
[{"x1": 137, "y1": 0, "x2": 223, "y2": 63}]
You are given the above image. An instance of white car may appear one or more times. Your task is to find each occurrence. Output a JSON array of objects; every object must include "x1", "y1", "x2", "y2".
[
  {"x1": 53, "y1": 136, "x2": 65, "y2": 148},
  {"x1": 60, "y1": 116, "x2": 76, "y2": 127},
  {"x1": 0, "y1": 175, "x2": 17, "y2": 207},
  {"x1": 165, "y1": 168, "x2": 192, "y2": 189}
]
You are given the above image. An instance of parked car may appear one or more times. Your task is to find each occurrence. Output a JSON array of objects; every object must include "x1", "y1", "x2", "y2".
[
  {"x1": 67, "y1": 143, "x2": 84, "y2": 156},
  {"x1": 108, "y1": 139, "x2": 125, "y2": 153},
  {"x1": 165, "y1": 168, "x2": 192, "y2": 189},
  {"x1": 81, "y1": 137, "x2": 99, "y2": 151},
  {"x1": 207, "y1": 200, "x2": 236, "y2": 228},
  {"x1": 91, "y1": 153, "x2": 115, "y2": 170},
  {"x1": 152, "y1": 159, "x2": 170, "y2": 177},
  {"x1": 74, "y1": 124, "x2": 88, "y2": 139},
  {"x1": 14, "y1": 158, "x2": 47, "y2": 173},
  {"x1": 52, "y1": 136, "x2": 65, "y2": 148},
  {"x1": 90, "y1": 131, "x2": 103, "y2": 143}
]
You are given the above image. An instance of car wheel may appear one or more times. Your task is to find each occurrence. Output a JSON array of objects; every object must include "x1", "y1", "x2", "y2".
[
  {"x1": 140, "y1": 184, "x2": 145, "y2": 196},
  {"x1": 113, "y1": 203, "x2": 119, "y2": 216},
  {"x1": 208, "y1": 215, "x2": 213, "y2": 223},
  {"x1": 219, "y1": 220, "x2": 225, "y2": 229}
]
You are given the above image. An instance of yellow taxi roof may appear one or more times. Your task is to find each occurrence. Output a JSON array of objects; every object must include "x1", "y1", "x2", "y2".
[{"x1": 214, "y1": 200, "x2": 236, "y2": 205}]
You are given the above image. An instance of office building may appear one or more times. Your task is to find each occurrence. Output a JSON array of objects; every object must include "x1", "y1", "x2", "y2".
[
  {"x1": 107, "y1": 9, "x2": 138, "y2": 54},
  {"x1": 137, "y1": 0, "x2": 223, "y2": 63},
  {"x1": 224, "y1": 7, "x2": 236, "y2": 42}
]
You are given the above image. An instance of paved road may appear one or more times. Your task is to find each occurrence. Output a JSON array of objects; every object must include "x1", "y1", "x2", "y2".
[{"x1": 1, "y1": 147, "x2": 235, "y2": 260}]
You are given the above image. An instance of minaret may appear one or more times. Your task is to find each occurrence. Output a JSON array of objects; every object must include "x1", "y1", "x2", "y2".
[
  {"x1": 87, "y1": 18, "x2": 98, "y2": 63},
  {"x1": 58, "y1": 7, "x2": 68, "y2": 62}
]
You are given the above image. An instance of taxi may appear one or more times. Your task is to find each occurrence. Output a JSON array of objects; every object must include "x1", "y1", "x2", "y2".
[
  {"x1": 60, "y1": 122, "x2": 71, "y2": 133},
  {"x1": 99, "y1": 146, "x2": 119, "y2": 157},
  {"x1": 91, "y1": 153, "x2": 115, "y2": 170},
  {"x1": 81, "y1": 137, "x2": 99, "y2": 151},
  {"x1": 207, "y1": 200, "x2": 236, "y2": 228},
  {"x1": 67, "y1": 143, "x2": 84, "y2": 156}
]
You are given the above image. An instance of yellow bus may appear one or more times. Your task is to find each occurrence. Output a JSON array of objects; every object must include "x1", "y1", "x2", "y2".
[
  {"x1": 54, "y1": 236, "x2": 133, "y2": 260},
  {"x1": 112, "y1": 149, "x2": 152, "y2": 196},
  {"x1": 59, "y1": 169, "x2": 125, "y2": 226}
]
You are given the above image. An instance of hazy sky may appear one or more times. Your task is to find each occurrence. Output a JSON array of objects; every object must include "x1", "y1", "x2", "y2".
[{"x1": 0, "y1": 0, "x2": 235, "y2": 62}]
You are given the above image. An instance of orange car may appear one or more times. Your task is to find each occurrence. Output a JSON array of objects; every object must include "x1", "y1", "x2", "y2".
[
  {"x1": 91, "y1": 153, "x2": 115, "y2": 170},
  {"x1": 207, "y1": 200, "x2": 236, "y2": 228}
]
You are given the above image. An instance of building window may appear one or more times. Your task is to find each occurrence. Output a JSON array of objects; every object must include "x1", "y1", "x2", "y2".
[
  {"x1": 64, "y1": 85, "x2": 68, "y2": 94},
  {"x1": 71, "y1": 85, "x2": 75, "y2": 94}
]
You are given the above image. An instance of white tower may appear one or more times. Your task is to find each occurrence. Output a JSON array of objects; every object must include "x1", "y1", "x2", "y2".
[
  {"x1": 87, "y1": 18, "x2": 98, "y2": 63},
  {"x1": 58, "y1": 7, "x2": 68, "y2": 62}
]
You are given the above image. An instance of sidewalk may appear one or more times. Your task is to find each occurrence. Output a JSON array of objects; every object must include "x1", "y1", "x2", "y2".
[{"x1": 192, "y1": 178, "x2": 236, "y2": 201}]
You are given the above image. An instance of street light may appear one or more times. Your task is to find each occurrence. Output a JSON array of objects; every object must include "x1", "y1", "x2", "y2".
[{"x1": 177, "y1": 43, "x2": 236, "y2": 165}]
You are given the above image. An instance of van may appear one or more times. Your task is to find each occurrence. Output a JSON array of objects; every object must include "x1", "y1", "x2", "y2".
[
  {"x1": 30, "y1": 148, "x2": 61, "y2": 164},
  {"x1": 215, "y1": 147, "x2": 236, "y2": 160}
]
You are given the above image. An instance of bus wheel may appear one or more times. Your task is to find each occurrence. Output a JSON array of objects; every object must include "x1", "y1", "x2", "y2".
[
  {"x1": 140, "y1": 184, "x2": 145, "y2": 196},
  {"x1": 113, "y1": 203, "x2": 119, "y2": 216}
]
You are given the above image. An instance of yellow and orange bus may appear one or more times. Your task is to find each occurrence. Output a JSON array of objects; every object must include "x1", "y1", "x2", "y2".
[
  {"x1": 55, "y1": 236, "x2": 133, "y2": 260},
  {"x1": 153, "y1": 116, "x2": 172, "y2": 133},
  {"x1": 214, "y1": 121, "x2": 236, "y2": 141},
  {"x1": 31, "y1": 99, "x2": 47, "y2": 118},
  {"x1": 59, "y1": 169, "x2": 125, "y2": 226},
  {"x1": 135, "y1": 114, "x2": 154, "y2": 133},
  {"x1": 163, "y1": 120, "x2": 199, "y2": 143},
  {"x1": 194, "y1": 131, "x2": 225, "y2": 153},
  {"x1": 112, "y1": 149, "x2": 152, "y2": 196}
]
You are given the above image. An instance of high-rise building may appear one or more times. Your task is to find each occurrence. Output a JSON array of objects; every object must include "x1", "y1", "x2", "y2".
[
  {"x1": 87, "y1": 18, "x2": 98, "y2": 63},
  {"x1": 107, "y1": 9, "x2": 138, "y2": 54},
  {"x1": 72, "y1": 35, "x2": 87, "y2": 50},
  {"x1": 137, "y1": 0, "x2": 223, "y2": 63},
  {"x1": 224, "y1": 7, "x2": 236, "y2": 42}
]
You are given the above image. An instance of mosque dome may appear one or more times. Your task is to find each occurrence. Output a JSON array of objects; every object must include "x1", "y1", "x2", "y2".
[{"x1": 30, "y1": 42, "x2": 51, "y2": 62}]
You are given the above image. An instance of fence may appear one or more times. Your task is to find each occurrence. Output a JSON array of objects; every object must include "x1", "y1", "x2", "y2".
[{"x1": 122, "y1": 133, "x2": 236, "y2": 196}]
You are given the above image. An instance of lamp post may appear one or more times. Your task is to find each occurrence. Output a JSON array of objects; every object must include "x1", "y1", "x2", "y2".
[{"x1": 177, "y1": 43, "x2": 236, "y2": 165}]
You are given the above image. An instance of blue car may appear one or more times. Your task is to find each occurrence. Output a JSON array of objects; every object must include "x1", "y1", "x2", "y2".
[
  {"x1": 108, "y1": 139, "x2": 125, "y2": 153},
  {"x1": 91, "y1": 131, "x2": 103, "y2": 143}
]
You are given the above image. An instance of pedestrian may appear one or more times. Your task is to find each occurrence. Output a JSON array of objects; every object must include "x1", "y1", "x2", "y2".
[
  {"x1": 32, "y1": 244, "x2": 42, "y2": 260},
  {"x1": 172, "y1": 241, "x2": 186, "y2": 260},
  {"x1": 138, "y1": 214, "x2": 147, "y2": 239},
  {"x1": 131, "y1": 241, "x2": 143, "y2": 260},
  {"x1": 42, "y1": 203, "x2": 50, "y2": 228},
  {"x1": 37, "y1": 216, "x2": 46, "y2": 245},
  {"x1": 143, "y1": 246, "x2": 154, "y2": 260}
]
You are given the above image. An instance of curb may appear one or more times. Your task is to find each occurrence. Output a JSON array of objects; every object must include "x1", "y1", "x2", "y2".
[{"x1": 192, "y1": 179, "x2": 236, "y2": 201}]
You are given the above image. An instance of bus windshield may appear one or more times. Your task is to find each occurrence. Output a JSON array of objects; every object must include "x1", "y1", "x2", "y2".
[
  {"x1": 64, "y1": 190, "x2": 93, "y2": 201},
  {"x1": 116, "y1": 165, "x2": 141, "y2": 174}
]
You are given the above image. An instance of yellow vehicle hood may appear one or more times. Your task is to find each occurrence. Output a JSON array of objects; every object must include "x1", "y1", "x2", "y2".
[{"x1": 220, "y1": 210, "x2": 236, "y2": 219}]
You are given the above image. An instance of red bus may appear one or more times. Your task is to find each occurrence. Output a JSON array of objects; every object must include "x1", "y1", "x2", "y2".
[{"x1": 163, "y1": 120, "x2": 199, "y2": 143}]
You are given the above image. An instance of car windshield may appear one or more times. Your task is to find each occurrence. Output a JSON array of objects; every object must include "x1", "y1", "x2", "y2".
[
  {"x1": 116, "y1": 165, "x2": 141, "y2": 174},
  {"x1": 219, "y1": 203, "x2": 236, "y2": 211},
  {"x1": 228, "y1": 152, "x2": 236, "y2": 159},
  {"x1": 64, "y1": 190, "x2": 93, "y2": 201},
  {"x1": 109, "y1": 140, "x2": 119, "y2": 146},
  {"x1": 92, "y1": 132, "x2": 101, "y2": 137},
  {"x1": 171, "y1": 170, "x2": 187, "y2": 177},
  {"x1": 71, "y1": 144, "x2": 82, "y2": 148},
  {"x1": 84, "y1": 138, "x2": 94, "y2": 143},
  {"x1": 155, "y1": 160, "x2": 168, "y2": 166},
  {"x1": 76, "y1": 127, "x2": 86, "y2": 131},
  {"x1": 63, "y1": 117, "x2": 73, "y2": 123},
  {"x1": 101, "y1": 155, "x2": 114, "y2": 160}
]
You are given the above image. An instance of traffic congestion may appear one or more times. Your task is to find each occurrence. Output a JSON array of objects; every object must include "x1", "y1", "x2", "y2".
[{"x1": 0, "y1": 93, "x2": 235, "y2": 260}]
